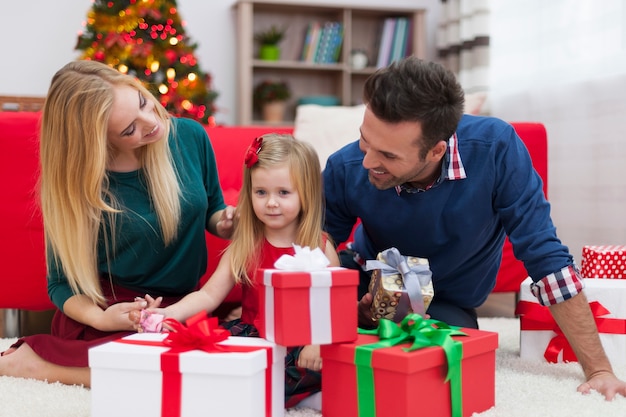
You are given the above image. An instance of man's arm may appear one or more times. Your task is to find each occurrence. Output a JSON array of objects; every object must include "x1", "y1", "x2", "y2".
[{"x1": 549, "y1": 291, "x2": 626, "y2": 400}]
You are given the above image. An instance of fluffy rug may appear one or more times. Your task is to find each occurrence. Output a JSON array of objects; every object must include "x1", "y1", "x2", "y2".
[{"x1": 1, "y1": 317, "x2": 625, "y2": 417}]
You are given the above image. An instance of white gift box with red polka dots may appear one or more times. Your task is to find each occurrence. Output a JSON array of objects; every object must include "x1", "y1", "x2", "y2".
[{"x1": 580, "y1": 245, "x2": 626, "y2": 279}]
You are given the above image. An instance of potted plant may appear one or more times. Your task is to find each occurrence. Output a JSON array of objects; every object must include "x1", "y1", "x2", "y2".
[
  {"x1": 254, "y1": 25, "x2": 287, "y2": 61},
  {"x1": 253, "y1": 79, "x2": 291, "y2": 123}
]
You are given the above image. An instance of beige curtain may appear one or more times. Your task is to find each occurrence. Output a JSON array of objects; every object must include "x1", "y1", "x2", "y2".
[{"x1": 437, "y1": 0, "x2": 490, "y2": 113}]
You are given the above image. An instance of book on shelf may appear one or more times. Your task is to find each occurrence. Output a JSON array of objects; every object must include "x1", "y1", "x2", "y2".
[
  {"x1": 376, "y1": 16, "x2": 413, "y2": 68},
  {"x1": 404, "y1": 17, "x2": 414, "y2": 58},
  {"x1": 390, "y1": 17, "x2": 408, "y2": 63},
  {"x1": 301, "y1": 21, "x2": 343, "y2": 64},
  {"x1": 301, "y1": 21, "x2": 321, "y2": 62},
  {"x1": 376, "y1": 17, "x2": 396, "y2": 68}
]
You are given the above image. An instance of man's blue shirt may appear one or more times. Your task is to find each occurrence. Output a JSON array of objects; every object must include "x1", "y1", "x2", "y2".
[{"x1": 323, "y1": 114, "x2": 574, "y2": 308}]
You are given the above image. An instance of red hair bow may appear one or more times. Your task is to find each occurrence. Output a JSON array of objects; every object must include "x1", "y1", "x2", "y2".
[{"x1": 244, "y1": 136, "x2": 263, "y2": 168}]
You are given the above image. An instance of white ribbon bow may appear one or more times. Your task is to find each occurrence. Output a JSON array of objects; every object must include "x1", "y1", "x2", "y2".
[{"x1": 273, "y1": 244, "x2": 330, "y2": 271}]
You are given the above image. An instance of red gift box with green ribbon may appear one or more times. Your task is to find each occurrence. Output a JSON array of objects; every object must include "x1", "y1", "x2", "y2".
[
  {"x1": 89, "y1": 313, "x2": 286, "y2": 417},
  {"x1": 320, "y1": 314, "x2": 498, "y2": 417}
]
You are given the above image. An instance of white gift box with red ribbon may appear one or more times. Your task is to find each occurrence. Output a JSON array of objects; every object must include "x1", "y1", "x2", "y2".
[
  {"x1": 517, "y1": 277, "x2": 626, "y2": 366},
  {"x1": 89, "y1": 332, "x2": 286, "y2": 417},
  {"x1": 255, "y1": 245, "x2": 359, "y2": 347}
]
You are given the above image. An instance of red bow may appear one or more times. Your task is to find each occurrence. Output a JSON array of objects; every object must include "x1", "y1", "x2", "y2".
[
  {"x1": 244, "y1": 136, "x2": 263, "y2": 168},
  {"x1": 516, "y1": 300, "x2": 626, "y2": 363},
  {"x1": 161, "y1": 312, "x2": 229, "y2": 352},
  {"x1": 115, "y1": 311, "x2": 274, "y2": 417}
]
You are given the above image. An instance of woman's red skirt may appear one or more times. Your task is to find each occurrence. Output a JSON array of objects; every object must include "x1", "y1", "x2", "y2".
[{"x1": 12, "y1": 283, "x2": 186, "y2": 367}]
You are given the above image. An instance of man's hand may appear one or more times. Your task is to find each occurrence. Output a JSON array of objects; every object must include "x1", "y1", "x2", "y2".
[
  {"x1": 550, "y1": 291, "x2": 626, "y2": 400},
  {"x1": 578, "y1": 370, "x2": 626, "y2": 400},
  {"x1": 358, "y1": 292, "x2": 377, "y2": 329}
]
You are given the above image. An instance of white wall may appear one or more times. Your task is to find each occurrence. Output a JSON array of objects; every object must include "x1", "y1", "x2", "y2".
[
  {"x1": 489, "y1": 0, "x2": 626, "y2": 265},
  {"x1": 1, "y1": 0, "x2": 441, "y2": 126}
]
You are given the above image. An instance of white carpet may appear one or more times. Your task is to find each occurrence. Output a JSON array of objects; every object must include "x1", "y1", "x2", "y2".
[{"x1": 1, "y1": 317, "x2": 625, "y2": 417}]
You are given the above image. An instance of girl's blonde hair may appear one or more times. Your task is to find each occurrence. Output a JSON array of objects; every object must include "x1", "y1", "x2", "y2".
[
  {"x1": 229, "y1": 134, "x2": 328, "y2": 284},
  {"x1": 40, "y1": 60, "x2": 181, "y2": 306}
]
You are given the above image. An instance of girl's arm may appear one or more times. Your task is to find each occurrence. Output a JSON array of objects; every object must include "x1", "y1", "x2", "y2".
[
  {"x1": 161, "y1": 247, "x2": 236, "y2": 322},
  {"x1": 324, "y1": 238, "x2": 340, "y2": 267}
]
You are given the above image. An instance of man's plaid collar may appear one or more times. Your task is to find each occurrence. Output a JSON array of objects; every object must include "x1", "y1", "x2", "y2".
[{"x1": 395, "y1": 133, "x2": 466, "y2": 194}]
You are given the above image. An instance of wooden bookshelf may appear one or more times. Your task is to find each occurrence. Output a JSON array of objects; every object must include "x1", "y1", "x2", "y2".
[{"x1": 234, "y1": 1, "x2": 426, "y2": 125}]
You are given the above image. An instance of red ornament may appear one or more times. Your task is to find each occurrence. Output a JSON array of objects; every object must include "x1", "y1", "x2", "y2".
[{"x1": 165, "y1": 49, "x2": 177, "y2": 63}]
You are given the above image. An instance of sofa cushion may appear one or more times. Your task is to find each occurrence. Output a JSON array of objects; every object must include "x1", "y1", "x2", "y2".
[
  {"x1": 0, "y1": 112, "x2": 54, "y2": 310},
  {"x1": 293, "y1": 104, "x2": 365, "y2": 168}
]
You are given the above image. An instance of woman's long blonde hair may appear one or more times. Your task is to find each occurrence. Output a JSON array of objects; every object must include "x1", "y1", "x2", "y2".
[
  {"x1": 229, "y1": 134, "x2": 328, "y2": 285},
  {"x1": 40, "y1": 60, "x2": 181, "y2": 306}
]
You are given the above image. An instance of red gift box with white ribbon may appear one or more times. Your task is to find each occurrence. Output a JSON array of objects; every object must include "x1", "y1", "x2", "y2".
[
  {"x1": 256, "y1": 267, "x2": 358, "y2": 346},
  {"x1": 581, "y1": 245, "x2": 626, "y2": 278},
  {"x1": 89, "y1": 315, "x2": 286, "y2": 417}
]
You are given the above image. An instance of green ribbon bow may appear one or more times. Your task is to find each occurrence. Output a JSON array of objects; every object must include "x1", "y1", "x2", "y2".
[{"x1": 355, "y1": 314, "x2": 467, "y2": 417}]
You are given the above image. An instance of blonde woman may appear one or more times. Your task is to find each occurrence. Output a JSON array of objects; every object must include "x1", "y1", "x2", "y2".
[
  {"x1": 0, "y1": 60, "x2": 234, "y2": 387},
  {"x1": 142, "y1": 134, "x2": 338, "y2": 407}
]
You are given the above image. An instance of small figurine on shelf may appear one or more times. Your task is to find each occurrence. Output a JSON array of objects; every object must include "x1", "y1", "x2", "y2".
[
  {"x1": 254, "y1": 25, "x2": 287, "y2": 60},
  {"x1": 253, "y1": 79, "x2": 291, "y2": 123}
]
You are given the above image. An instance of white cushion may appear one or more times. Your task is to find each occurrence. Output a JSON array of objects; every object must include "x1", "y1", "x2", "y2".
[{"x1": 293, "y1": 104, "x2": 365, "y2": 168}]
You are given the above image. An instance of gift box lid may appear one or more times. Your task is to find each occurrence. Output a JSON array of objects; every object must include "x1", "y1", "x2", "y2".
[
  {"x1": 520, "y1": 276, "x2": 626, "y2": 296},
  {"x1": 321, "y1": 328, "x2": 498, "y2": 374},
  {"x1": 582, "y1": 245, "x2": 626, "y2": 253},
  {"x1": 520, "y1": 276, "x2": 626, "y2": 315},
  {"x1": 89, "y1": 333, "x2": 274, "y2": 376},
  {"x1": 261, "y1": 267, "x2": 358, "y2": 289}
]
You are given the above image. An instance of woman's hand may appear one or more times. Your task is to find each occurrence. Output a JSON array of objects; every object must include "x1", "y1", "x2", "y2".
[
  {"x1": 100, "y1": 299, "x2": 149, "y2": 331},
  {"x1": 141, "y1": 294, "x2": 163, "y2": 309},
  {"x1": 215, "y1": 205, "x2": 236, "y2": 239},
  {"x1": 297, "y1": 344, "x2": 322, "y2": 371},
  {"x1": 128, "y1": 294, "x2": 165, "y2": 332}
]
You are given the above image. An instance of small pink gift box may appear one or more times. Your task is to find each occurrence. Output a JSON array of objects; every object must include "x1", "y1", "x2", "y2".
[
  {"x1": 256, "y1": 267, "x2": 358, "y2": 346},
  {"x1": 581, "y1": 245, "x2": 626, "y2": 278}
]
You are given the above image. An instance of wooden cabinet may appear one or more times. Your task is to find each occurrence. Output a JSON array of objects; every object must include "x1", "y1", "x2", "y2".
[{"x1": 235, "y1": 1, "x2": 426, "y2": 125}]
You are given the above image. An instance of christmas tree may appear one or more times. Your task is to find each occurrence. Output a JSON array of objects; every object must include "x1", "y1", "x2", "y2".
[{"x1": 75, "y1": 0, "x2": 218, "y2": 125}]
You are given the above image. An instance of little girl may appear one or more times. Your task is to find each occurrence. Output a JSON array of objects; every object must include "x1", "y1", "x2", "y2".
[{"x1": 140, "y1": 133, "x2": 339, "y2": 407}]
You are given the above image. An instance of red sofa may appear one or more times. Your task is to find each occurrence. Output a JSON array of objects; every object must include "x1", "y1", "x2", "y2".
[{"x1": 0, "y1": 112, "x2": 546, "y2": 321}]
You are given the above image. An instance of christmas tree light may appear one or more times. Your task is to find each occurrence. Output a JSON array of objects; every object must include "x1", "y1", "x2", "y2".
[{"x1": 75, "y1": 0, "x2": 218, "y2": 125}]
